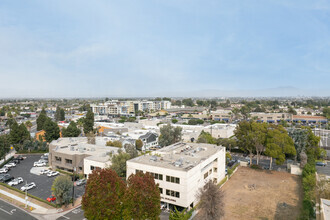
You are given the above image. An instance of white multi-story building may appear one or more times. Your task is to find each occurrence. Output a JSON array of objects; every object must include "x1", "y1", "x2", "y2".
[
  {"x1": 126, "y1": 142, "x2": 226, "y2": 210},
  {"x1": 91, "y1": 100, "x2": 171, "y2": 116}
]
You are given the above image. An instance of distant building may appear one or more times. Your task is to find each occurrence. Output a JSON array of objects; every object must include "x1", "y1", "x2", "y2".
[
  {"x1": 250, "y1": 112, "x2": 292, "y2": 123},
  {"x1": 139, "y1": 132, "x2": 159, "y2": 150},
  {"x1": 126, "y1": 142, "x2": 226, "y2": 210}
]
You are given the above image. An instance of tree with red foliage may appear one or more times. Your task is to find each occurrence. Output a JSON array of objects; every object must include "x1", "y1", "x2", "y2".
[
  {"x1": 82, "y1": 168, "x2": 126, "y2": 219},
  {"x1": 123, "y1": 172, "x2": 161, "y2": 220}
]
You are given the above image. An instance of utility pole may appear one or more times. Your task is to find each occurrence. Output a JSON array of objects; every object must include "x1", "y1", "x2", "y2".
[{"x1": 72, "y1": 167, "x2": 76, "y2": 206}]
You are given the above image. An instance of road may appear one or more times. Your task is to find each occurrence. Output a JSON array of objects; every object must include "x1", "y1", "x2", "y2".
[
  {"x1": 57, "y1": 206, "x2": 85, "y2": 220},
  {"x1": 0, "y1": 199, "x2": 37, "y2": 220}
]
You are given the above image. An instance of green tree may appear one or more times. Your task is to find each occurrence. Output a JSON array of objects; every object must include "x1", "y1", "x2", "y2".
[
  {"x1": 124, "y1": 144, "x2": 138, "y2": 158},
  {"x1": 82, "y1": 168, "x2": 126, "y2": 220},
  {"x1": 55, "y1": 106, "x2": 61, "y2": 121},
  {"x1": 123, "y1": 172, "x2": 161, "y2": 220},
  {"x1": 240, "y1": 106, "x2": 250, "y2": 120},
  {"x1": 83, "y1": 110, "x2": 94, "y2": 134},
  {"x1": 110, "y1": 151, "x2": 131, "y2": 178},
  {"x1": 159, "y1": 124, "x2": 182, "y2": 147},
  {"x1": 60, "y1": 108, "x2": 65, "y2": 121},
  {"x1": 0, "y1": 135, "x2": 10, "y2": 160},
  {"x1": 182, "y1": 98, "x2": 194, "y2": 107},
  {"x1": 135, "y1": 139, "x2": 143, "y2": 151},
  {"x1": 172, "y1": 119, "x2": 178, "y2": 124},
  {"x1": 197, "y1": 131, "x2": 216, "y2": 144},
  {"x1": 106, "y1": 140, "x2": 122, "y2": 148},
  {"x1": 62, "y1": 121, "x2": 81, "y2": 137},
  {"x1": 25, "y1": 120, "x2": 32, "y2": 130},
  {"x1": 234, "y1": 121, "x2": 256, "y2": 165},
  {"x1": 288, "y1": 107, "x2": 297, "y2": 115},
  {"x1": 265, "y1": 125, "x2": 296, "y2": 169},
  {"x1": 36, "y1": 108, "x2": 47, "y2": 131},
  {"x1": 9, "y1": 121, "x2": 30, "y2": 145},
  {"x1": 169, "y1": 207, "x2": 193, "y2": 220},
  {"x1": 51, "y1": 175, "x2": 73, "y2": 206},
  {"x1": 44, "y1": 117, "x2": 60, "y2": 143}
]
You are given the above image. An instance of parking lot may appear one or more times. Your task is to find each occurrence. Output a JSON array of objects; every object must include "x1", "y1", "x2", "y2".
[
  {"x1": 316, "y1": 162, "x2": 330, "y2": 176},
  {"x1": 5, "y1": 155, "x2": 85, "y2": 201}
]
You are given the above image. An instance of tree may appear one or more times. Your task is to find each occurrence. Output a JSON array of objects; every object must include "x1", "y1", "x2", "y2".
[
  {"x1": 182, "y1": 98, "x2": 194, "y2": 107},
  {"x1": 62, "y1": 121, "x2": 81, "y2": 137},
  {"x1": 217, "y1": 138, "x2": 237, "y2": 152},
  {"x1": 60, "y1": 108, "x2": 65, "y2": 121},
  {"x1": 124, "y1": 144, "x2": 138, "y2": 158},
  {"x1": 234, "y1": 121, "x2": 256, "y2": 165},
  {"x1": 265, "y1": 125, "x2": 296, "y2": 170},
  {"x1": 135, "y1": 139, "x2": 143, "y2": 151},
  {"x1": 55, "y1": 106, "x2": 61, "y2": 121},
  {"x1": 169, "y1": 207, "x2": 193, "y2": 220},
  {"x1": 240, "y1": 106, "x2": 250, "y2": 120},
  {"x1": 36, "y1": 108, "x2": 47, "y2": 131},
  {"x1": 44, "y1": 117, "x2": 60, "y2": 143},
  {"x1": 82, "y1": 168, "x2": 126, "y2": 220},
  {"x1": 83, "y1": 110, "x2": 94, "y2": 134},
  {"x1": 288, "y1": 107, "x2": 297, "y2": 115},
  {"x1": 172, "y1": 119, "x2": 178, "y2": 124},
  {"x1": 197, "y1": 181, "x2": 224, "y2": 220},
  {"x1": 25, "y1": 121, "x2": 32, "y2": 130},
  {"x1": 86, "y1": 132, "x2": 96, "y2": 144},
  {"x1": 159, "y1": 124, "x2": 182, "y2": 147},
  {"x1": 197, "y1": 131, "x2": 216, "y2": 144},
  {"x1": 0, "y1": 135, "x2": 10, "y2": 160},
  {"x1": 110, "y1": 151, "x2": 131, "y2": 178},
  {"x1": 106, "y1": 140, "x2": 122, "y2": 148},
  {"x1": 123, "y1": 172, "x2": 161, "y2": 219},
  {"x1": 51, "y1": 175, "x2": 73, "y2": 206},
  {"x1": 9, "y1": 121, "x2": 30, "y2": 145}
]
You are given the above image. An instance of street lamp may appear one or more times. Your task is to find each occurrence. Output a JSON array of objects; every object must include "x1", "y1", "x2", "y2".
[{"x1": 72, "y1": 167, "x2": 76, "y2": 206}]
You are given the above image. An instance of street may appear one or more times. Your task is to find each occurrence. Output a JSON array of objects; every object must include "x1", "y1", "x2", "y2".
[
  {"x1": 0, "y1": 198, "x2": 37, "y2": 220},
  {"x1": 57, "y1": 206, "x2": 85, "y2": 220}
]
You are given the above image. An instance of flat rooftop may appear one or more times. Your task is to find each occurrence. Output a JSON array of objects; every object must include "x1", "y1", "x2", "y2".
[
  {"x1": 128, "y1": 142, "x2": 223, "y2": 171},
  {"x1": 50, "y1": 137, "x2": 121, "y2": 158}
]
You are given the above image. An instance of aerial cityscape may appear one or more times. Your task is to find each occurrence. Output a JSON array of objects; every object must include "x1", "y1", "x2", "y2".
[{"x1": 0, "y1": 1, "x2": 330, "y2": 220}]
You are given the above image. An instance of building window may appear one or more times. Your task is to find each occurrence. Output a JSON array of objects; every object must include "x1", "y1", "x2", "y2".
[
  {"x1": 55, "y1": 156, "x2": 61, "y2": 162},
  {"x1": 166, "y1": 189, "x2": 180, "y2": 198},
  {"x1": 136, "y1": 169, "x2": 143, "y2": 174},
  {"x1": 159, "y1": 188, "x2": 163, "y2": 194},
  {"x1": 214, "y1": 167, "x2": 217, "y2": 173},
  {"x1": 65, "y1": 159, "x2": 72, "y2": 164},
  {"x1": 166, "y1": 175, "x2": 180, "y2": 184},
  {"x1": 204, "y1": 172, "x2": 208, "y2": 179},
  {"x1": 209, "y1": 169, "x2": 212, "y2": 174},
  {"x1": 91, "y1": 166, "x2": 95, "y2": 171}
]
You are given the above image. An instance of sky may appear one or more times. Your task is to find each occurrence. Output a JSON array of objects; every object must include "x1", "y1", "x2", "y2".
[{"x1": 0, "y1": 0, "x2": 330, "y2": 98}]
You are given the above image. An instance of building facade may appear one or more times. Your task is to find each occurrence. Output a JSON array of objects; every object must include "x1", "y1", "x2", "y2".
[{"x1": 126, "y1": 142, "x2": 226, "y2": 210}]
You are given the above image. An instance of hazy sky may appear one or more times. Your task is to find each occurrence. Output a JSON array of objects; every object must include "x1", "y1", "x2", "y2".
[{"x1": 0, "y1": 0, "x2": 329, "y2": 98}]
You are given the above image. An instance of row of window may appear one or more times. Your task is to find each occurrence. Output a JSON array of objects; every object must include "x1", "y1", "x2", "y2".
[
  {"x1": 204, "y1": 168, "x2": 217, "y2": 179},
  {"x1": 54, "y1": 156, "x2": 72, "y2": 164},
  {"x1": 135, "y1": 170, "x2": 180, "y2": 184},
  {"x1": 166, "y1": 175, "x2": 180, "y2": 184},
  {"x1": 159, "y1": 188, "x2": 180, "y2": 198}
]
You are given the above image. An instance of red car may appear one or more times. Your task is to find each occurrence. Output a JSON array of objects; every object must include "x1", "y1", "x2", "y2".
[{"x1": 47, "y1": 195, "x2": 56, "y2": 202}]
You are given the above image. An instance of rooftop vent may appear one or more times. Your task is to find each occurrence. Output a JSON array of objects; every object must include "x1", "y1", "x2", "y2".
[
  {"x1": 70, "y1": 146, "x2": 75, "y2": 151},
  {"x1": 174, "y1": 158, "x2": 183, "y2": 167}
]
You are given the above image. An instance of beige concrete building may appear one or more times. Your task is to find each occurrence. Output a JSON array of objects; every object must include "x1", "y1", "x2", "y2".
[{"x1": 250, "y1": 112, "x2": 292, "y2": 123}]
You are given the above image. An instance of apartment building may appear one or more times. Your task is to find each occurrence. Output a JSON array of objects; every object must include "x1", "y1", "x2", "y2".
[
  {"x1": 210, "y1": 109, "x2": 232, "y2": 122},
  {"x1": 91, "y1": 100, "x2": 171, "y2": 116},
  {"x1": 49, "y1": 137, "x2": 120, "y2": 177},
  {"x1": 126, "y1": 142, "x2": 226, "y2": 210}
]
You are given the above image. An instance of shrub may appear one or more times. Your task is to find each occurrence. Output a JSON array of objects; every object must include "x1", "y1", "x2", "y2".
[
  {"x1": 218, "y1": 176, "x2": 228, "y2": 187},
  {"x1": 250, "y1": 164, "x2": 261, "y2": 170}
]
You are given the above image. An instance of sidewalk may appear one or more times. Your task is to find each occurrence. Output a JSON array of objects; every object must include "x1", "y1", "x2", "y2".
[{"x1": 0, "y1": 189, "x2": 48, "y2": 213}]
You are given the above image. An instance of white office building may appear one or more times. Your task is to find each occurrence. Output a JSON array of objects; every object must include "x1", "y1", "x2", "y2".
[{"x1": 126, "y1": 142, "x2": 226, "y2": 210}]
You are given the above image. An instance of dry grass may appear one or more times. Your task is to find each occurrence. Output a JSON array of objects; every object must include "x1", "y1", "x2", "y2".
[{"x1": 221, "y1": 167, "x2": 302, "y2": 220}]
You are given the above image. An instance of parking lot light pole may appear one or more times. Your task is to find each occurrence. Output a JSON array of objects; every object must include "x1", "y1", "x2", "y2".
[{"x1": 25, "y1": 181, "x2": 27, "y2": 209}]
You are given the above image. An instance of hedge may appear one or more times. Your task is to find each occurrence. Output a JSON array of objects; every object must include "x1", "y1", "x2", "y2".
[
  {"x1": 0, "y1": 156, "x2": 14, "y2": 168},
  {"x1": 228, "y1": 163, "x2": 239, "y2": 176},
  {"x1": 0, "y1": 182, "x2": 57, "y2": 208},
  {"x1": 300, "y1": 157, "x2": 316, "y2": 219},
  {"x1": 218, "y1": 176, "x2": 228, "y2": 187}
]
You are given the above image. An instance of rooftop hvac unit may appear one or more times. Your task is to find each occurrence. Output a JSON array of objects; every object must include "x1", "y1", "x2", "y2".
[
  {"x1": 70, "y1": 146, "x2": 75, "y2": 151},
  {"x1": 91, "y1": 148, "x2": 96, "y2": 151},
  {"x1": 150, "y1": 155, "x2": 158, "y2": 162},
  {"x1": 174, "y1": 158, "x2": 183, "y2": 167}
]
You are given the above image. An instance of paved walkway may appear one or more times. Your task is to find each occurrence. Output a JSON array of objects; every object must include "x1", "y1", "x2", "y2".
[{"x1": 0, "y1": 189, "x2": 48, "y2": 213}]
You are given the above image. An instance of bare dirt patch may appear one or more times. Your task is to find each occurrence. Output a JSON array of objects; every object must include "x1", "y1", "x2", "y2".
[{"x1": 221, "y1": 167, "x2": 302, "y2": 220}]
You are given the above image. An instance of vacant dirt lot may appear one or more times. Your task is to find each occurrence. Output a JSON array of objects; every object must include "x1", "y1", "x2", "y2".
[{"x1": 222, "y1": 167, "x2": 302, "y2": 220}]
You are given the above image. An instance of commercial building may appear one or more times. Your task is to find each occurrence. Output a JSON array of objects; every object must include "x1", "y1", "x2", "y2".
[
  {"x1": 211, "y1": 109, "x2": 232, "y2": 122},
  {"x1": 126, "y1": 142, "x2": 226, "y2": 210},
  {"x1": 49, "y1": 137, "x2": 120, "y2": 177},
  {"x1": 250, "y1": 112, "x2": 292, "y2": 123}
]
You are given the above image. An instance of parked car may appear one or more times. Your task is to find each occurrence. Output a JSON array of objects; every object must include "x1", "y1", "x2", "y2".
[
  {"x1": 40, "y1": 169, "x2": 51, "y2": 175},
  {"x1": 7, "y1": 162, "x2": 16, "y2": 167},
  {"x1": 0, "y1": 168, "x2": 8, "y2": 173},
  {"x1": 15, "y1": 155, "x2": 25, "y2": 160},
  {"x1": 44, "y1": 153, "x2": 49, "y2": 157},
  {"x1": 47, "y1": 171, "x2": 59, "y2": 177},
  {"x1": 76, "y1": 179, "x2": 87, "y2": 186},
  {"x1": 0, "y1": 174, "x2": 14, "y2": 183},
  {"x1": 316, "y1": 162, "x2": 327, "y2": 167},
  {"x1": 34, "y1": 161, "x2": 46, "y2": 167},
  {"x1": 4, "y1": 163, "x2": 14, "y2": 168},
  {"x1": 20, "y1": 182, "x2": 36, "y2": 191},
  {"x1": 8, "y1": 177, "x2": 23, "y2": 186},
  {"x1": 47, "y1": 195, "x2": 56, "y2": 202},
  {"x1": 12, "y1": 159, "x2": 20, "y2": 164}
]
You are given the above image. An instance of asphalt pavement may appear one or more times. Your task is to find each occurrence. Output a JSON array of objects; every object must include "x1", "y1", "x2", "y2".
[
  {"x1": 57, "y1": 206, "x2": 85, "y2": 220},
  {"x1": 316, "y1": 162, "x2": 330, "y2": 176},
  {"x1": 0, "y1": 199, "x2": 37, "y2": 220},
  {"x1": 6, "y1": 155, "x2": 85, "y2": 201}
]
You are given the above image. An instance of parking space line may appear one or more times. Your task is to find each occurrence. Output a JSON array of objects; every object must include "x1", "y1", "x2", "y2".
[{"x1": 61, "y1": 215, "x2": 70, "y2": 219}]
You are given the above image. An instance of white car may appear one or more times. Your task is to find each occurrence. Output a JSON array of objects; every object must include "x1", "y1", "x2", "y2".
[
  {"x1": 44, "y1": 153, "x2": 49, "y2": 157},
  {"x1": 47, "y1": 171, "x2": 59, "y2": 177},
  {"x1": 34, "y1": 162, "x2": 46, "y2": 167},
  {"x1": 39, "y1": 169, "x2": 50, "y2": 175},
  {"x1": 8, "y1": 162, "x2": 16, "y2": 167},
  {"x1": 20, "y1": 182, "x2": 36, "y2": 191},
  {"x1": 0, "y1": 168, "x2": 8, "y2": 173},
  {"x1": 4, "y1": 164, "x2": 14, "y2": 168},
  {"x1": 8, "y1": 177, "x2": 23, "y2": 186}
]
